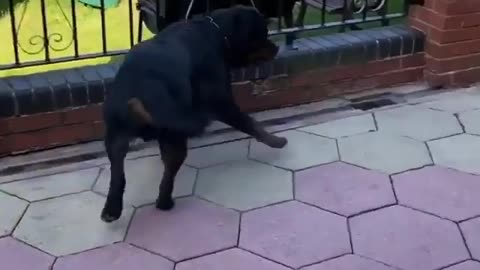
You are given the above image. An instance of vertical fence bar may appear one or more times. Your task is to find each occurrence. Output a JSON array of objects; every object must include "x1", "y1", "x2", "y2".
[
  {"x1": 100, "y1": 0, "x2": 107, "y2": 54},
  {"x1": 321, "y1": 0, "x2": 326, "y2": 25},
  {"x1": 8, "y1": 0, "x2": 20, "y2": 65},
  {"x1": 340, "y1": 0, "x2": 348, "y2": 32},
  {"x1": 403, "y1": 0, "x2": 410, "y2": 15},
  {"x1": 40, "y1": 0, "x2": 50, "y2": 61},
  {"x1": 128, "y1": 0, "x2": 134, "y2": 47},
  {"x1": 155, "y1": 0, "x2": 161, "y2": 31},
  {"x1": 70, "y1": 0, "x2": 79, "y2": 57},
  {"x1": 362, "y1": 0, "x2": 368, "y2": 21},
  {"x1": 381, "y1": 0, "x2": 389, "y2": 26}
]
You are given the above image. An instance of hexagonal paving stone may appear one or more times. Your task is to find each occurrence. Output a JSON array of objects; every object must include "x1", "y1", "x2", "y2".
[
  {"x1": 458, "y1": 110, "x2": 480, "y2": 135},
  {"x1": 350, "y1": 205, "x2": 469, "y2": 270},
  {"x1": 0, "y1": 191, "x2": 28, "y2": 237},
  {"x1": 249, "y1": 130, "x2": 338, "y2": 171},
  {"x1": 176, "y1": 248, "x2": 290, "y2": 270},
  {"x1": 299, "y1": 114, "x2": 376, "y2": 138},
  {"x1": 375, "y1": 105, "x2": 462, "y2": 141},
  {"x1": 339, "y1": 132, "x2": 432, "y2": 174},
  {"x1": 443, "y1": 261, "x2": 480, "y2": 270},
  {"x1": 301, "y1": 254, "x2": 394, "y2": 270},
  {"x1": 13, "y1": 192, "x2": 133, "y2": 256},
  {"x1": 393, "y1": 166, "x2": 480, "y2": 221},
  {"x1": 460, "y1": 217, "x2": 480, "y2": 261},
  {"x1": 295, "y1": 162, "x2": 395, "y2": 217},
  {"x1": 0, "y1": 237, "x2": 54, "y2": 270},
  {"x1": 185, "y1": 140, "x2": 249, "y2": 168},
  {"x1": 0, "y1": 168, "x2": 99, "y2": 201},
  {"x1": 126, "y1": 197, "x2": 239, "y2": 262},
  {"x1": 428, "y1": 134, "x2": 480, "y2": 175},
  {"x1": 420, "y1": 93, "x2": 480, "y2": 113},
  {"x1": 196, "y1": 160, "x2": 292, "y2": 211},
  {"x1": 53, "y1": 243, "x2": 174, "y2": 270},
  {"x1": 94, "y1": 156, "x2": 196, "y2": 207},
  {"x1": 240, "y1": 201, "x2": 350, "y2": 268}
]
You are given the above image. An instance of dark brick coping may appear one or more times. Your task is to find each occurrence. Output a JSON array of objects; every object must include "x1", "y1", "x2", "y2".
[{"x1": 0, "y1": 25, "x2": 424, "y2": 118}]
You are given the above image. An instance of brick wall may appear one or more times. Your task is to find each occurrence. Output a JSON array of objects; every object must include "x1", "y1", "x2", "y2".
[
  {"x1": 0, "y1": 25, "x2": 425, "y2": 156},
  {"x1": 409, "y1": 0, "x2": 480, "y2": 87}
]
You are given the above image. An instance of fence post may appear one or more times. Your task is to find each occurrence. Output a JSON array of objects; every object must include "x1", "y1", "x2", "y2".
[{"x1": 409, "y1": 0, "x2": 480, "y2": 87}]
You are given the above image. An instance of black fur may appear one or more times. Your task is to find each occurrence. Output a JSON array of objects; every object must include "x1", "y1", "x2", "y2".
[{"x1": 101, "y1": 6, "x2": 288, "y2": 222}]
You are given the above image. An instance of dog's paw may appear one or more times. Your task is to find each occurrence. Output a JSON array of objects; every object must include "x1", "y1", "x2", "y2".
[
  {"x1": 156, "y1": 197, "x2": 175, "y2": 211},
  {"x1": 264, "y1": 136, "x2": 288, "y2": 149},
  {"x1": 101, "y1": 203, "x2": 123, "y2": 223}
]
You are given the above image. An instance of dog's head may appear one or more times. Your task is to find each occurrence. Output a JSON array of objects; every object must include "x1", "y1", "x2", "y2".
[{"x1": 211, "y1": 6, "x2": 279, "y2": 67}]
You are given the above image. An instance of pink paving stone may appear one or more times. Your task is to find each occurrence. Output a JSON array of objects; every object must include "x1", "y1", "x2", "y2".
[
  {"x1": 295, "y1": 162, "x2": 396, "y2": 216},
  {"x1": 240, "y1": 201, "x2": 350, "y2": 268},
  {"x1": 300, "y1": 254, "x2": 395, "y2": 270},
  {"x1": 176, "y1": 248, "x2": 290, "y2": 270},
  {"x1": 443, "y1": 261, "x2": 480, "y2": 270},
  {"x1": 126, "y1": 197, "x2": 239, "y2": 262},
  {"x1": 350, "y1": 205, "x2": 469, "y2": 270},
  {"x1": 53, "y1": 243, "x2": 173, "y2": 270},
  {"x1": 460, "y1": 217, "x2": 480, "y2": 260},
  {"x1": 393, "y1": 166, "x2": 480, "y2": 221},
  {"x1": 0, "y1": 237, "x2": 54, "y2": 270}
]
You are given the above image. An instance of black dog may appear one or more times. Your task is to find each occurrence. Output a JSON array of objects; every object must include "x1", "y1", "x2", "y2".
[{"x1": 101, "y1": 6, "x2": 288, "y2": 222}]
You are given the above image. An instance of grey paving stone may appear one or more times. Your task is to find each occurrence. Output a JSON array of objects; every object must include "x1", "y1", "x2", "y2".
[
  {"x1": 350, "y1": 205, "x2": 469, "y2": 270},
  {"x1": 460, "y1": 217, "x2": 480, "y2": 261},
  {"x1": 176, "y1": 248, "x2": 290, "y2": 270},
  {"x1": 0, "y1": 168, "x2": 99, "y2": 201},
  {"x1": 295, "y1": 162, "x2": 395, "y2": 217},
  {"x1": 419, "y1": 93, "x2": 480, "y2": 113},
  {"x1": 375, "y1": 105, "x2": 462, "y2": 141},
  {"x1": 298, "y1": 114, "x2": 376, "y2": 138},
  {"x1": 0, "y1": 192, "x2": 28, "y2": 237},
  {"x1": 94, "y1": 156, "x2": 197, "y2": 207},
  {"x1": 301, "y1": 254, "x2": 395, "y2": 270},
  {"x1": 393, "y1": 166, "x2": 480, "y2": 221},
  {"x1": 443, "y1": 261, "x2": 480, "y2": 270},
  {"x1": 13, "y1": 192, "x2": 133, "y2": 256},
  {"x1": 338, "y1": 132, "x2": 432, "y2": 174},
  {"x1": 240, "y1": 201, "x2": 350, "y2": 268},
  {"x1": 126, "y1": 197, "x2": 239, "y2": 262},
  {"x1": 249, "y1": 130, "x2": 338, "y2": 171},
  {"x1": 0, "y1": 237, "x2": 54, "y2": 270},
  {"x1": 196, "y1": 160, "x2": 292, "y2": 211},
  {"x1": 428, "y1": 134, "x2": 480, "y2": 175},
  {"x1": 185, "y1": 140, "x2": 249, "y2": 168},
  {"x1": 458, "y1": 110, "x2": 480, "y2": 135},
  {"x1": 53, "y1": 243, "x2": 174, "y2": 270}
]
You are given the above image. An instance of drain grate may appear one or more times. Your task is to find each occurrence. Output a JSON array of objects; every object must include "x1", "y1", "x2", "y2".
[{"x1": 351, "y1": 98, "x2": 397, "y2": 111}]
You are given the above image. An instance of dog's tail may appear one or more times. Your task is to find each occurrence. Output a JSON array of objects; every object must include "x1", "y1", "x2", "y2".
[{"x1": 126, "y1": 97, "x2": 208, "y2": 137}]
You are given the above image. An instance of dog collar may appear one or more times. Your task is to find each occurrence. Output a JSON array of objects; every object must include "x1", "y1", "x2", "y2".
[{"x1": 205, "y1": 16, "x2": 231, "y2": 51}]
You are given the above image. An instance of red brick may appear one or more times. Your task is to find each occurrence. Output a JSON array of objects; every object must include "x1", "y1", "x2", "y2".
[
  {"x1": 425, "y1": 70, "x2": 452, "y2": 87},
  {"x1": 453, "y1": 66, "x2": 480, "y2": 85},
  {"x1": 0, "y1": 136, "x2": 9, "y2": 155},
  {"x1": 376, "y1": 68, "x2": 425, "y2": 87},
  {"x1": 0, "y1": 113, "x2": 62, "y2": 134},
  {"x1": 429, "y1": 25, "x2": 480, "y2": 44},
  {"x1": 427, "y1": 39, "x2": 480, "y2": 58},
  {"x1": 92, "y1": 121, "x2": 105, "y2": 139},
  {"x1": 425, "y1": 0, "x2": 480, "y2": 15},
  {"x1": 426, "y1": 52, "x2": 480, "y2": 73},
  {"x1": 413, "y1": 5, "x2": 480, "y2": 29},
  {"x1": 401, "y1": 53, "x2": 426, "y2": 68},
  {"x1": 8, "y1": 132, "x2": 46, "y2": 153},
  {"x1": 46, "y1": 123, "x2": 94, "y2": 146},
  {"x1": 409, "y1": 17, "x2": 430, "y2": 33},
  {"x1": 63, "y1": 105, "x2": 103, "y2": 124}
]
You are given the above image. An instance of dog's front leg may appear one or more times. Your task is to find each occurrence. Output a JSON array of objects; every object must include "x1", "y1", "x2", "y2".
[
  {"x1": 156, "y1": 135, "x2": 187, "y2": 211},
  {"x1": 216, "y1": 103, "x2": 288, "y2": 149},
  {"x1": 101, "y1": 131, "x2": 130, "y2": 222}
]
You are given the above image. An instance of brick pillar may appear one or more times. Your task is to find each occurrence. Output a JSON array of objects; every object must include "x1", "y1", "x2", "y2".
[{"x1": 409, "y1": 0, "x2": 480, "y2": 87}]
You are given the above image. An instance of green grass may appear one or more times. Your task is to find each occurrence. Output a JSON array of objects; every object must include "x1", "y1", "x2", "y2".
[{"x1": 0, "y1": 0, "x2": 406, "y2": 77}]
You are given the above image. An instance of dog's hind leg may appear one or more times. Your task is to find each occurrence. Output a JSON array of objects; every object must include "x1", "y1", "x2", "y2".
[
  {"x1": 101, "y1": 129, "x2": 130, "y2": 222},
  {"x1": 216, "y1": 104, "x2": 288, "y2": 149},
  {"x1": 156, "y1": 134, "x2": 187, "y2": 211}
]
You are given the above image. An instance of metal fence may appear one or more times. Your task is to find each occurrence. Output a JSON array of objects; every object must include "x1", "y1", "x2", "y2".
[{"x1": 0, "y1": 0, "x2": 410, "y2": 71}]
